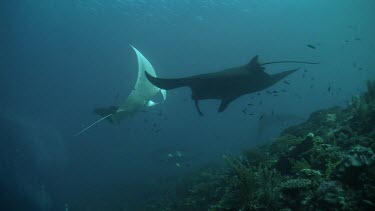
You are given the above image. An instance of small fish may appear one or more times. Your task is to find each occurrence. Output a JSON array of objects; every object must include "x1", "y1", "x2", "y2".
[
  {"x1": 248, "y1": 103, "x2": 254, "y2": 106},
  {"x1": 354, "y1": 38, "x2": 361, "y2": 41},
  {"x1": 259, "y1": 114, "x2": 265, "y2": 120},
  {"x1": 306, "y1": 44, "x2": 316, "y2": 49},
  {"x1": 248, "y1": 113, "x2": 254, "y2": 116},
  {"x1": 154, "y1": 129, "x2": 161, "y2": 133},
  {"x1": 176, "y1": 163, "x2": 181, "y2": 167},
  {"x1": 328, "y1": 86, "x2": 331, "y2": 92},
  {"x1": 281, "y1": 90, "x2": 287, "y2": 92},
  {"x1": 294, "y1": 94, "x2": 302, "y2": 99},
  {"x1": 283, "y1": 81, "x2": 290, "y2": 85},
  {"x1": 273, "y1": 91, "x2": 278, "y2": 93},
  {"x1": 242, "y1": 108, "x2": 247, "y2": 114}
]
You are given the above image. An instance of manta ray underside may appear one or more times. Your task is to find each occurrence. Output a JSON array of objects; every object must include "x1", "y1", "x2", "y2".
[
  {"x1": 145, "y1": 55, "x2": 317, "y2": 116},
  {"x1": 75, "y1": 46, "x2": 166, "y2": 136}
]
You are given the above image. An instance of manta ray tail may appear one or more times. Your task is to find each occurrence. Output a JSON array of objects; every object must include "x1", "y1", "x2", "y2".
[
  {"x1": 74, "y1": 106, "x2": 119, "y2": 136},
  {"x1": 74, "y1": 113, "x2": 113, "y2": 136},
  {"x1": 93, "y1": 106, "x2": 119, "y2": 124},
  {"x1": 145, "y1": 71, "x2": 190, "y2": 90}
]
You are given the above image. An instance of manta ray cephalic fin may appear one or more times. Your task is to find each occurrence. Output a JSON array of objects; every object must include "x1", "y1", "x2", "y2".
[
  {"x1": 218, "y1": 98, "x2": 235, "y2": 113},
  {"x1": 194, "y1": 100, "x2": 204, "y2": 116},
  {"x1": 161, "y1": 89, "x2": 167, "y2": 100},
  {"x1": 147, "y1": 100, "x2": 158, "y2": 107}
]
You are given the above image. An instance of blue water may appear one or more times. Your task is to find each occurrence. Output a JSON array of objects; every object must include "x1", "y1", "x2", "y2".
[{"x1": 1, "y1": 0, "x2": 374, "y2": 210}]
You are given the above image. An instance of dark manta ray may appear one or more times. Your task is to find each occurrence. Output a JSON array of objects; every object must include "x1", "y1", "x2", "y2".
[{"x1": 145, "y1": 56, "x2": 317, "y2": 115}]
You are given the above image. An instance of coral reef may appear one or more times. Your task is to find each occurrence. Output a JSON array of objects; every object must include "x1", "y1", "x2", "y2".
[{"x1": 144, "y1": 80, "x2": 375, "y2": 210}]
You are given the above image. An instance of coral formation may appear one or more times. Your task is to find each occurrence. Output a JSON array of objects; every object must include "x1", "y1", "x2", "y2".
[{"x1": 144, "y1": 80, "x2": 375, "y2": 210}]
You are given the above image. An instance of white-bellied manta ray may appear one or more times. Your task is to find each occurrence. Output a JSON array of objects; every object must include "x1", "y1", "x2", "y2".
[
  {"x1": 145, "y1": 55, "x2": 317, "y2": 116},
  {"x1": 75, "y1": 45, "x2": 166, "y2": 136}
]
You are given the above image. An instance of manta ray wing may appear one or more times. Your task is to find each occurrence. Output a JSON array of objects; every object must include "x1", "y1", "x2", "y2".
[
  {"x1": 115, "y1": 46, "x2": 167, "y2": 115},
  {"x1": 75, "y1": 46, "x2": 166, "y2": 136},
  {"x1": 145, "y1": 55, "x2": 317, "y2": 115},
  {"x1": 131, "y1": 45, "x2": 166, "y2": 101},
  {"x1": 145, "y1": 71, "x2": 192, "y2": 90}
]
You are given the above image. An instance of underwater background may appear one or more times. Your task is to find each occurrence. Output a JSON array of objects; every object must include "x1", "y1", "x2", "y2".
[{"x1": 1, "y1": 0, "x2": 374, "y2": 210}]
